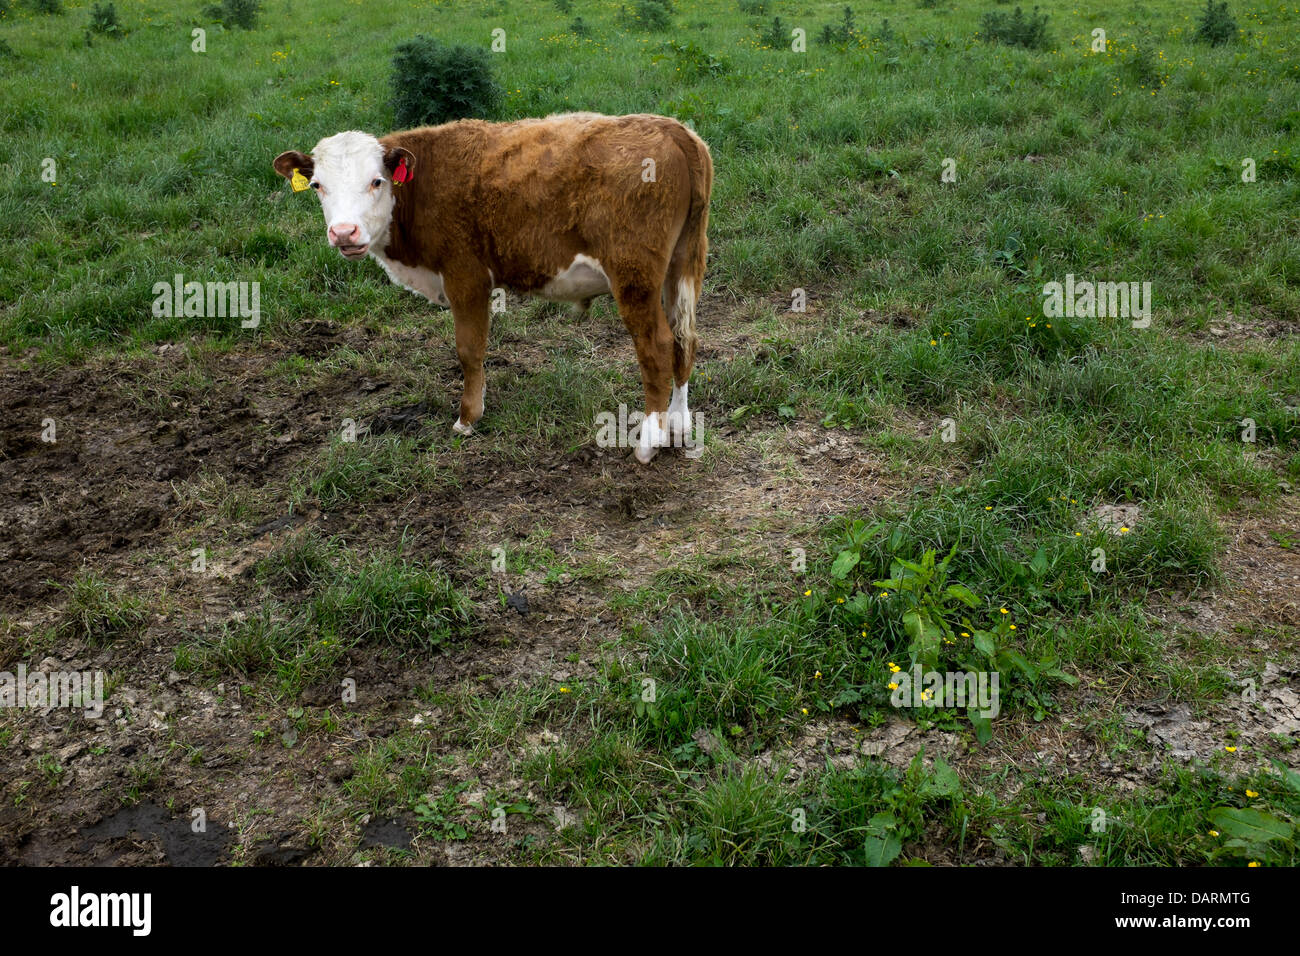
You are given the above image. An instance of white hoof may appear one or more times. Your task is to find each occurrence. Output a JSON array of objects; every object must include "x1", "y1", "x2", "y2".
[
  {"x1": 665, "y1": 409, "x2": 691, "y2": 444},
  {"x1": 453, "y1": 418, "x2": 475, "y2": 436},
  {"x1": 666, "y1": 383, "x2": 691, "y2": 445},
  {"x1": 635, "y1": 410, "x2": 668, "y2": 464}
]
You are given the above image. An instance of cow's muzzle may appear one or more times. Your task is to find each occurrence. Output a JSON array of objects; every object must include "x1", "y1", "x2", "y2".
[{"x1": 328, "y1": 222, "x2": 368, "y2": 259}]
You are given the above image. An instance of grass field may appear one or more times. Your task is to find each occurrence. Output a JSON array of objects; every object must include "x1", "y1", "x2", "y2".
[{"x1": 1, "y1": 0, "x2": 1298, "y2": 866}]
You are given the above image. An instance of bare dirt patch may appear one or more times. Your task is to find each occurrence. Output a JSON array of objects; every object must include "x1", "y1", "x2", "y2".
[
  {"x1": 0, "y1": 324, "x2": 383, "y2": 611},
  {"x1": 0, "y1": 310, "x2": 925, "y2": 865}
]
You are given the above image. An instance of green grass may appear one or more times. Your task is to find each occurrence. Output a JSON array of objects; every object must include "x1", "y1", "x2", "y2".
[
  {"x1": 291, "y1": 433, "x2": 449, "y2": 510},
  {"x1": 176, "y1": 533, "x2": 473, "y2": 695},
  {"x1": 3, "y1": 0, "x2": 1298, "y2": 351},
  {"x1": 56, "y1": 570, "x2": 153, "y2": 644}
]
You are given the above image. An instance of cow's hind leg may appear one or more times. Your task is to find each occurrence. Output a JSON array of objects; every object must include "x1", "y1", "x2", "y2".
[
  {"x1": 613, "y1": 281, "x2": 674, "y2": 464},
  {"x1": 663, "y1": 263, "x2": 699, "y2": 445}
]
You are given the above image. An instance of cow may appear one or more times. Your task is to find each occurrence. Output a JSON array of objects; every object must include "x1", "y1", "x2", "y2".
[{"x1": 273, "y1": 112, "x2": 712, "y2": 463}]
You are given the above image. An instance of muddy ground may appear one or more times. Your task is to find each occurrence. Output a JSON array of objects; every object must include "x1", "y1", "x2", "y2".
[{"x1": 1, "y1": 306, "x2": 1296, "y2": 866}]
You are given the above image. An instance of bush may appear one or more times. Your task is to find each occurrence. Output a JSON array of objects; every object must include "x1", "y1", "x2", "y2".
[
  {"x1": 979, "y1": 5, "x2": 1050, "y2": 50},
  {"x1": 759, "y1": 15, "x2": 787, "y2": 49},
  {"x1": 658, "y1": 39, "x2": 730, "y2": 78},
  {"x1": 30, "y1": 0, "x2": 62, "y2": 14},
  {"x1": 1194, "y1": 0, "x2": 1237, "y2": 45},
  {"x1": 1123, "y1": 40, "x2": 1169, "y2": 87},
  {"x1": 818, "y1": 6, "x2": 858, "y2": 46},
  {"x1": 619, "y1": 0, "x2": 672, "y2": 31},
  {"x1": 391, "y1": 35, "x2": 503, "y2": 129},
  {"x1": 569, "y1": 15, "x2": 590, "y2": 35},
  {"x1": 86, "y1": 2, "x2": 122, "y2": 40},
  {"x1": 203, "y1": 0, "x2": 259, "y2": 29}
]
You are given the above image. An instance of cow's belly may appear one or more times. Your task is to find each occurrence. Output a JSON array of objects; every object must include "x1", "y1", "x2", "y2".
[
  {"x1": 539, "y1": 254, "x2": 611, "y2": 302},
  {"x1": 374, "y1": 254, "x2": 449, "y2": 307}
]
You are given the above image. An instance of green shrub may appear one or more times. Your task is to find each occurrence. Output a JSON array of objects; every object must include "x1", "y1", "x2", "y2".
[
  {"x1": 391, "y1": 35, "x2": 503, "y2": 128},
  {"x1": 202, "y1": 0, "x2": 259, "y2": 30},
  {"x1": 553, "y1": 0, "x2": 572, "y2": 12},
  {"x1": 759, "y1": 15, "x2": 787, "y2": 49},
  {"x1": 569, "y1": 15, "x2": 590, "y2": 35},
  {"x1": 619, "y1": 0, "x2": 672, "y2": 31},
  {"x1": 1123, "y1": 40, "x2": 1169, "y2": 87},
  {"x1": 31, "y1": 0, "x2": 62, "y2": 14},
  {"x1": 979, "y1": 5, "x2": 1050, "y2": 50},
  {"x1": 86, "y1": 2, "x2": 122, "y2": 40},
  {"x1": 818, "y1": 6, "x2": 858, "y2": 46},
  {"x1": 1194, "y1": 0, "x2": 1237, "y2": 45},
  {"x1": 657, "y1": 39, "x2": 730, "y2": 78}
]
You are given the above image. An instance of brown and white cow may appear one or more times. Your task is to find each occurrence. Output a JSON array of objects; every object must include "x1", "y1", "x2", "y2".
[{"x1": 273, "y1": 112, "x2": 712, "y2": 463}]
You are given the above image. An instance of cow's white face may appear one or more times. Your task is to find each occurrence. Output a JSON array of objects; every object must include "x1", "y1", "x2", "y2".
[{"x1": 273, "y1": 131, "x2": 415, "y2": 261}]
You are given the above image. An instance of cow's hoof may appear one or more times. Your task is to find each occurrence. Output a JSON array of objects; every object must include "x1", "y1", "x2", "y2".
[
  {"x1": 636, "y1": 411, "x2": 668, "y2": 463},
  {"x1": 452, "y1": 419, "x2": 475, "y2": 436},
  {"x1": 665, "y1": 409, "x2": 691, "y2": 444}
]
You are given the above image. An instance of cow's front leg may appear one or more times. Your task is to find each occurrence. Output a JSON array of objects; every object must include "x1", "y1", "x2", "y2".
[{"x1": 446, "y1": 277, "x2": 491, "y2": 435}]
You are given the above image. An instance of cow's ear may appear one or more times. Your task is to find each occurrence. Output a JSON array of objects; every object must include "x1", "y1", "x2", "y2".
[
  {"x1": 384, "y1": 146, "x2": 415, "y2": 183},
  {"x1": 273, "y1": 150, "x2": 313, "y2": 181}
]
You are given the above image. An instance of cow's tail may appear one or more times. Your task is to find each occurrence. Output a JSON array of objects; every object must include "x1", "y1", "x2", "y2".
[{"x1": 663, "y1": 122, "x2": 712, "y2": 379}]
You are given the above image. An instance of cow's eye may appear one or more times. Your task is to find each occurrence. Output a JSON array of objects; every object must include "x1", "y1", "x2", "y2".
[
  {"x1": 371, "y1": 178, "x2": 384, "y2": 188},
  {"x1": 310, "y1": 181, "x2": 320, "y2": 190}
]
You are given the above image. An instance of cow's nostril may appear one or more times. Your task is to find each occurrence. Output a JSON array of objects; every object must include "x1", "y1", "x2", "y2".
[{"x1": 329, "y1": 223, "x2": 361, "y2": 245}]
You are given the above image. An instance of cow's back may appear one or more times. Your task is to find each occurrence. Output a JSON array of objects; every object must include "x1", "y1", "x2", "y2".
[{"x1": 381, "y1": 113, "x2": 704, "y2": 292}]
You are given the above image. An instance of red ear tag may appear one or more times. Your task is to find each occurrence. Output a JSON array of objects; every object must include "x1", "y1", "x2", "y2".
[{"x1": 393, "y1": 157, "x2": 410, "y2": 186}]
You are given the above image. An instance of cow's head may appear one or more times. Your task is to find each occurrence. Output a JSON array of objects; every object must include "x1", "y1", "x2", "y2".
[{"x1": 274, "y1": 131, "x2": 415, "y2": 260}]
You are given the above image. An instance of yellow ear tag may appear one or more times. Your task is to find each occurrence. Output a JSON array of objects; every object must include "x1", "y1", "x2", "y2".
[{"x1": 290, "y1": 168, "x2": 310, "y2": 192}]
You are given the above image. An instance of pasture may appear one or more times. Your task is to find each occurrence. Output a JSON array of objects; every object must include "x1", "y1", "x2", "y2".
[{"x1": 1, "y1": 0, "x2": 1298, "y2": 866}]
